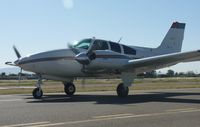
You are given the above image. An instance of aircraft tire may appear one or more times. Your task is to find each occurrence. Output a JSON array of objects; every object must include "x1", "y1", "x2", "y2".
[
  {"x1": 64, "y1": 83, "x2": 76, "y2": 96},
  {"x1": 117, "y1": 83, "x2": 129, "y2": 97},
  {"x1": 32, "y1": 88, "x2": 43, "y2": 99}
]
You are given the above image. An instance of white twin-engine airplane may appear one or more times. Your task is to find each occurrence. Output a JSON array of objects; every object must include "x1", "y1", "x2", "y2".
[{"x1": 6, "y1": 22, "x2": 200, "y2": 99}]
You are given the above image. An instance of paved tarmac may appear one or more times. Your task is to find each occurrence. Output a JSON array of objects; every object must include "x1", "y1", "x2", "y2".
[{"x1": 0, "y1": 88, "x2": 200, "y2": 127}]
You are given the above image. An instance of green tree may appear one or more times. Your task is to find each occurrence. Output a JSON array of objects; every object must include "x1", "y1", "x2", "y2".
[
  {"x1": 166, "y1": 69, "x2": 174, "y2": 77},
  {"x1": 145, "y1": 70, "x2": 157, "y2": 78},
  {"x1": 1, "y1": 72, "x2": 6, "y2": 79},
  {"x1": 186, "y1": 71, "x2": 195, "y2": 77}
]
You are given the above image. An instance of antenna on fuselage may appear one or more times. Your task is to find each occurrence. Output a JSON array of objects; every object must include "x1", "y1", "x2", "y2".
[{"x1": 117, "y1": 37, "x2": 123, "y2": 43}]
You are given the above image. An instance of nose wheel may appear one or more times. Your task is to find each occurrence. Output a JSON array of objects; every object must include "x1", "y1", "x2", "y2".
[
  {"x1": 116, "y1": 83, "x2": 129, "y2": 97},
  {"x1": 32, "y1": 88, "x2": 43, "y2": 99},
  {"x1": 63, "y1": 82, "x2": 76, "y2": 96},
  {"x1": 32, "y1": 75, "x2": 43, "y2": 99}
]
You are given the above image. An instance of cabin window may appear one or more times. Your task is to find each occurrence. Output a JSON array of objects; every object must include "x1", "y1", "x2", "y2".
[
  {"x1": 74, "y1": 39, "x2": 92, "y2": 50},
  {"x1": 93, "y1": 40, "x2": 109, "y2": 50},
  {"x1": 122, "y1": 45, "x2": 136, "y2": 55},
  {"x1": 109, "y1": 42, "x2": 121, "y2": 53}
]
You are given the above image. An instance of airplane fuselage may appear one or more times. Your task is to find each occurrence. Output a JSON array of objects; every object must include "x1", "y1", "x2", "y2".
[{"x1": 17, "y1": 47, "x2": 131, "y2": 80}]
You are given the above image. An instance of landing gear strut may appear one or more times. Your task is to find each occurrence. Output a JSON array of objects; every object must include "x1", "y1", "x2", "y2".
[
  {"x1": 32, "y1": 75, "x2": 43, "y2": 99},
  {"x1": 116, "y1": 83, "x2": 129, "y2": 97},
  {"x1": 63, "y1": 82, "x2": 76, "y2": 96}
]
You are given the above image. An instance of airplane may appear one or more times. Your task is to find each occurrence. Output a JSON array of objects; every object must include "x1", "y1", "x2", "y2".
[{"x1": 5, "y1": 22, "x2": 200, "y2": 99}]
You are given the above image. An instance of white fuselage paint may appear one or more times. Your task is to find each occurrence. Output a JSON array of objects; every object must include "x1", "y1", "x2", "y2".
[{"x1": 18, "y1": 49, "x2": 130, "y2": 80}]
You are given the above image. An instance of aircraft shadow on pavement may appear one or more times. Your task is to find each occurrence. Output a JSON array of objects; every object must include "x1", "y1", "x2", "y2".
[{"x1": 27, "y1": 92, "x2": 200, "y2": 105}]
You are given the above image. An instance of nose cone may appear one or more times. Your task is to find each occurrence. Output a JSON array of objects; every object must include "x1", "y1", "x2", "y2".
[
  {"x1": 14, "y1": 59, "x2": 20, "y2": 65},
  {"x1": 14, "y1": 56, "x2": 29, "y2": 66}
]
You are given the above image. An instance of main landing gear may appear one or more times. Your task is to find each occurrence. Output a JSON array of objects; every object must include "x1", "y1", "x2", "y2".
[
  {"x1": 31, "y1": 75, "x2": 131, "y2": 98},
  {"x1": 63, "y1": 82, "x2": 128, "y2": 97},
  {"x1": 32, "y1": 75, "x2": 43, "y2": 99},
  {"x1": 116, "y1": 72, "x2": 134, "y2": 97},
  {"x1": 63, "y1": 82, "x2": 76, "y2": 96},
  {"x1": 116, "y1": 83, "x2": 129, "y2": 97}
]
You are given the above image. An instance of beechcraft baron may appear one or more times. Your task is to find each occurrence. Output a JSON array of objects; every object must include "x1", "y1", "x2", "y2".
[{"x1": 5, "y1": 22, "x2": 200, "y2": 99}]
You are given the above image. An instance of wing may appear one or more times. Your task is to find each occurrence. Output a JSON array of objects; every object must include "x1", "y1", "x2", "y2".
[{"x1": 123, "y1": 50, "x2": 200, "y2": 73}]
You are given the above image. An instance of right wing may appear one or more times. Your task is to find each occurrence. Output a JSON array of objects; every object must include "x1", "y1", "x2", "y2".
[{"x1": 123, "y1": 50, "x2": 200, "y2": 73}]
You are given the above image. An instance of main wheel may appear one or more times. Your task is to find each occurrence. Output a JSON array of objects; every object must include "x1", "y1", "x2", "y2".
[
  {"x1": 64, "y1": 82, "x2": 76, "y2": 96},
  {"x1": 116, "y1": 83, "x2": 129, "y2": 97},
  {"x1": 32, "y1": 88, "x2": 43, "y2": 99}
]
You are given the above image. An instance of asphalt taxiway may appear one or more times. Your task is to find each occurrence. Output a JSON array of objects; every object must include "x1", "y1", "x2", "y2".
[{"x1": 0, "y1": 88, "x2": 200, "y2": 127}]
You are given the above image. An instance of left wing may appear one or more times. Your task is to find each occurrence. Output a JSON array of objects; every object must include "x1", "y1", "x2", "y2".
[{"x1": 123, "y1": 50, "x2": 200, "y2": 73}]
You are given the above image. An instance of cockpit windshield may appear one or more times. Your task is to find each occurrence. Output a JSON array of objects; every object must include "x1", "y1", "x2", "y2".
[{"x1": 74, "y1": 39, "x2": 92, "y2": 50}]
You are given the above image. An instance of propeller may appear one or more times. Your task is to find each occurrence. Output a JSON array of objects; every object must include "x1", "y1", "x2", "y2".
[
  {"x1": 76, "y1": 41, "x2": 96, "y2": 65},
  {"x1": 67, "y1": 39, "x2": 97, "y2": 88},
  {"x1": 68, "y1": 39, "x2": 97, "y2": 68}
]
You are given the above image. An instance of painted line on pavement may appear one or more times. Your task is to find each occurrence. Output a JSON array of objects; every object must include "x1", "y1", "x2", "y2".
[
  {"x1": 0, "y1": 121, "x2": 50, "y2": 127},
  {"x1": 25, "y1": 108, "x2": 200, "y2": 127},
  {"x1": 0, "y1": 99, "x2": 22, "y2": 102},
  {"x1": 92, "y1": 113, "x2": 133, "y2": 119},
  {"x1": 166, "y1": 108, "x2": 197, "y2": 112}
]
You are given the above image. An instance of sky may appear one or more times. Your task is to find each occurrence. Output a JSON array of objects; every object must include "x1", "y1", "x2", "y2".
[{"x1": 0, "y1": 0, "x2": 200, "y2": 73}]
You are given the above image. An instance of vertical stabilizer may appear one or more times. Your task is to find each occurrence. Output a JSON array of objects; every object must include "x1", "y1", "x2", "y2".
[{"x1": 156, "y1": 22, "x2": 186, "y2": 55}]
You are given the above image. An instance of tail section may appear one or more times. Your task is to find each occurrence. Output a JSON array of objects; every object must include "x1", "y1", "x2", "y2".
[{"x1": 155, "y1": 22, "x2": 186, "y2": 55}]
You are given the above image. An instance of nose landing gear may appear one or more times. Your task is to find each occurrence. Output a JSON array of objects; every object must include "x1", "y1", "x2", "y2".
[
  {"x1": 32, "y1": 88, "x2": 43, "y2": 99},
  {"x1": 63, "y1": 82, "x2": 76, "y2": 96},
  {"x1": 116, "y1": 83, "x2": 129, "y2": 97},
  {"x1": 32, "y1": 75, "x2": 43, "y2": 99}
]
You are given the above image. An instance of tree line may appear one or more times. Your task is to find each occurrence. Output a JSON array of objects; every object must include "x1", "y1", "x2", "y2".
[
  {"x1": 0, "y1": 69, "x2": 200, "y2": 80},
  {"x1": 137, "y1": 69, "x2": 200, "y2": 78},
  {"x1": 0, "y1": 72, "x2": 37, "y2": 80}
]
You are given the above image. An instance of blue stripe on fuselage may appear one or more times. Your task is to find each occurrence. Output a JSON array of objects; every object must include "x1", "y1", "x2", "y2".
[{"x1": 18, "y1": 55, "x2": 136, "y2": 65}]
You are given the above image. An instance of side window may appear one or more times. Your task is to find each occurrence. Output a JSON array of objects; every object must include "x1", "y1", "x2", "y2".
[
  {"x1": 122, "y1": 45, "x2": 136, "y2": 55},
  {"x1": 109, "y1": 42, "x2": 121, "y2": 53},
  {"x1": 93, "y1": 40, "x2": 109, "y2": 50}
]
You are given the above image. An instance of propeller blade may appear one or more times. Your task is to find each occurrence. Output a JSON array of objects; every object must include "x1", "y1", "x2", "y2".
[
  {"x1": 67, "y1": 43, "x2": 80, "y2": 55},
  {"x1": 86, "y1": 38, "x2": 97, "y2": 61},
  {"x1": 18, "y1": 68, "x2": 22, "y2": 83},
  {"x1": 81, "y1": 78, "x2": 86, "y2": 88},
  {"x1": 86, "y1": 39, "x2": 96, "y2": 56},
  {"x1": 13, "y1": 45, "x2": 21, "y2": 59},
  {"x1": 67, "y1": 43, "x2": 73, "y2": 49},
  {"x1": 71, "y1": 48, "x2": 80, "y2": 55}
]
